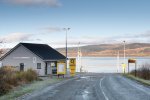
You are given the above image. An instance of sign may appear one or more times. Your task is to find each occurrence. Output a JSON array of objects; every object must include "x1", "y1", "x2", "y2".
[
  {"x1": 128, "y1": 58, "x2": 137, "y2": 76},
  {"x1": 69, "y1": 58, "x2": 76, "y2": 76},
  {"x1": 69, "y1": 58, "x2": 76, "y2": 66},
  {"x1": 121, "y1": 63, "x2": 126, "y2": 68},
  {"x1": 121, "y1": 63, "x2": 126, "y2": 73},
  {"x1": 57, "y1": 62, "x2": 66, "y2": 75},
  {"x1": 128, "y1": 59, "x2": 136, "y2": 63}
]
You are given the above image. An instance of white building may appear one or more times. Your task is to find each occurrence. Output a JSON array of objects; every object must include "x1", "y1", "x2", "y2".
[{"x1": 0, "y1": 43, "x2": 66, "y2": 76}]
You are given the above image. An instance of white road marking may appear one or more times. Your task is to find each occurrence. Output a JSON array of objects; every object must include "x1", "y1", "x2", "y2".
[{"x1": 100, "y1": 77, "x2": 109, "y2": 100}]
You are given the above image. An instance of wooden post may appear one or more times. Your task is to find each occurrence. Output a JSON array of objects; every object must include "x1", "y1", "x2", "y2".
[{"x1": 128, "y1": 62, "x2": 129, "y2": 74}]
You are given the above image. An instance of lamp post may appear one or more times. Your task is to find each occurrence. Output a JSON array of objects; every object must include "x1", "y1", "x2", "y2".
[
  {"x1": 123, "y1": 40, "x2": 126, "y2": 63},
  {"x1": 78, "y1": 42, "x2": 80, "y2": 72},
  {"x1": 123, "y1": 40, "x2": 126, "y2": 73},
  {"x1": 63, "y1": 28, "x2": 70, "y2": 72},
  {"x1": 117, "y1": 51, "x2": 120, "y2": 73}
]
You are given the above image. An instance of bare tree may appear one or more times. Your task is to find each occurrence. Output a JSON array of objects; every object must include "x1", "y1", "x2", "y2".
[{"x1": 0, "y1": 41, "x2": 3, "y2": 57}]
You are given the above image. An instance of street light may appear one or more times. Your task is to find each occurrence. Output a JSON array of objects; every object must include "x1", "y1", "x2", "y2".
[
  {"x1": 123, "y1": 40, "x2": 126, "y2": 64},
  {"x1": 63, "y1": 28, "x2": 70, "y2": 71},
  {"x1": 123, "y1": 40, "x2": 126, "y2": 73},
  {"x1": 78, "y1": 42, "x2": 82, "y2": 72}
]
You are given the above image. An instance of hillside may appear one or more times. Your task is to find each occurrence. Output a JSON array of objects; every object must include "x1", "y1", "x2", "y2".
[
  {"x1": 56, "y1": 43, "x2": 150, "y2": 57},
  {"x1": 1, "y1": 43, "x2": 150, "y2": 57}
]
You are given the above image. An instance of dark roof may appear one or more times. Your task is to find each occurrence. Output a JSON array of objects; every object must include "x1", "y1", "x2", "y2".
[
  {"x1": 20, "y1": 43, "x2": 66, "y2": 60},
  {"x1": 0, "y1": 43, "x2": 66, "y2": 61}
]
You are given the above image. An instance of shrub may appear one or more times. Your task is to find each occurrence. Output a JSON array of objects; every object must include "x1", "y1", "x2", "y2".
[
  {"x1": 130, "y1": 64, "x2": 150, "y2": 80},
  {"x1": 0, "y1": 67, "x2": 38, "y2": 96},
  {"x1": 0, "y1": 66, "x2": 16, "y2": 95},
  {"x1": 21, "y1": 69, "x2": 38, "y2": 82},
  {"x1": 0, "y1": 82, "x2": 12, "y2": 96}
]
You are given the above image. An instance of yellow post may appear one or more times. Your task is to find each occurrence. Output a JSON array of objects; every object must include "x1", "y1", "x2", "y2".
[
  {"x1": 122, "y1": 63, "x2": 126, "y2": 74},
  {"x1": 69, "y1": 58, "x2": 76, "y2": 76}
]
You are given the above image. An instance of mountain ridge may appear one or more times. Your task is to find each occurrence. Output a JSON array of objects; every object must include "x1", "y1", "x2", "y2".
[{"x1": 56, "y1": 43, "x2": 150, "y2": 57}]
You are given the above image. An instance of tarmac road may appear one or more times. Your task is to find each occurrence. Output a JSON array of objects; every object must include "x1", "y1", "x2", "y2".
[{"x1": 24, "y1": 73, "x2": 150, "y2": 100}]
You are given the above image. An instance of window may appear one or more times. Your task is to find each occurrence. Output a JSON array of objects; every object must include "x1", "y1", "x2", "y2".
[
  {"x1": 51, "y1": 62, "x2": 55, "y2": 67},
  {"x1": 37, "y1": 63, "x2": 41, "y2": 69}
]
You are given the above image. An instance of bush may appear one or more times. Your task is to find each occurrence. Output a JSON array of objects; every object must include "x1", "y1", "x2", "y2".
[
  {"x1": 0, "y1": 66, "x2": 16, "y2": 95},
  {"x1": 0, "y1": 82, "x2": 12, "y2": 96},
  {"x1": 130, "y1": 64, "x2": 150, "y2": 80},
  {"x1": 0, "y1": 67, "x2": 38, "y2": 96},
  {"x1": 19, "y1": 69, "x2": 38, "y2": 82}
]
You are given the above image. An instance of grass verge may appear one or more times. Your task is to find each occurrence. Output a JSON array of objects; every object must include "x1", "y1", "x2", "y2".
[
  {"x1": 0, "y1": 77, "x2": 65, "y2": 100},
  {"x1": 124, "y1": 74, "x2": 150, "y2": 86}
]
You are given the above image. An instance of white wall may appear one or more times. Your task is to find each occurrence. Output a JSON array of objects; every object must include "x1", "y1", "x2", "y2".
[{"x1": 1, "y1": 45, "x2": 45, "y2": 76}]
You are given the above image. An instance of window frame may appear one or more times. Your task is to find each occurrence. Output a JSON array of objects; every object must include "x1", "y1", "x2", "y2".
[{"x1": 37, "y1": 63, "x2": 41, "y2": 69}]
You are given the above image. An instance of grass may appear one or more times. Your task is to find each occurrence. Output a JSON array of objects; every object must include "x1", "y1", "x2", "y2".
[
  {"x1": 124, "y1": 63, "x2": 150, "y2": 86},
  {"x1": 124, "y1": 74, "x2": 150, "y2": 86},
  {"x1": 0, "y1": 77, "x2": 65, "y2": 100},
  {"x1": 0, "y1": 66, "x2": 39, "y2": 96},
  {"x1": 130, "y1": 64, "x2": 150, "y2": 80}
]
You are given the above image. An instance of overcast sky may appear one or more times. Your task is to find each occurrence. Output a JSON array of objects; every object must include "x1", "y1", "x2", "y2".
[{"x1": 0, "y1": 0, "x2": 150, "y2": 48}]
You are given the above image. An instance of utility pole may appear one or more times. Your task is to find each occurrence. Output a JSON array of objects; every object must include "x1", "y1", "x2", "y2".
[
  {"x1": 117, "y1": 51, "x2": 120, "y2": 73},
  {"x1": 123, "y1": 40, "x2": 126, "y2": 64},
  {"x1": 63, "y1": 28, "x2": 70, "y2": 73},
  {"x1": 78, "y1": 42, "x2": 80, "y2": 72},
  {"x1": 123, "y1": 40, "x2": 126, "y2": 73}
]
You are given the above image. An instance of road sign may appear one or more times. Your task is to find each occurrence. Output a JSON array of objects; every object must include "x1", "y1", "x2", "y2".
[
  {"x1": 128, "y1": 58, "x2": 137, "y2": 76},
  {"x1": 69, "y1": 58, "x2": 76, "y2": 66},
  {"x1": 57, "y1": 62, "x2": 66, "y2": 75},
  {"x1": 128, "y1": 58, "x2": 136, "y2": 63},
  {"x1": 69, "y1": 58, "x2": 76, "y2": 76}
]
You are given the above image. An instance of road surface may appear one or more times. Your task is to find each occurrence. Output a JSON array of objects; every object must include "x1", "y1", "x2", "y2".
[{"x1": 23, "y1": 73, "x2": 150, "y2": 100}]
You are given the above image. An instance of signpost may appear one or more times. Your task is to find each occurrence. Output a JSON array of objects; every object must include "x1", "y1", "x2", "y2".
[
  {"x1": 128, "y1": 58, "x2": 137, "y2": 77},
  {"x1": 121, "y1": 63, "x2": 126, "y2": 74},
  {"x1": 69, "y1": 58, "x2": 76, "y2": 76},
  {"x1": 57, "y1": 61, "x2": 66, "y2": 78}
]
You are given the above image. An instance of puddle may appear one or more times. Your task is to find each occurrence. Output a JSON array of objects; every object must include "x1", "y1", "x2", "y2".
[{"x1": 82, "y1": 90, "x2": 91, "y2": 100}]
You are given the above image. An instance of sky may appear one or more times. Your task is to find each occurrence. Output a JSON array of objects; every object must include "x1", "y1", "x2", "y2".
[{"x1": 0, "y1": 0, "x2": 150, "y2": 48}]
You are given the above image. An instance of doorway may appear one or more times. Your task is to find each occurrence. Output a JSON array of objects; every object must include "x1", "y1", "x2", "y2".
[
  {"x1": 20, "y1": 63, "x2": 24, "y2": 71},
  {"x1": 45, "y1": 62, "x2": 57, "y2": 75}
]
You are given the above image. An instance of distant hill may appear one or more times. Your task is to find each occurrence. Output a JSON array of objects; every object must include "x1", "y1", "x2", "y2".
[
  {"x1": 1, "y1": 43, "x2": 150, "y2": 57},
  {"x1": 56, "y1": 43, "x2": 150, "y2": 57}
]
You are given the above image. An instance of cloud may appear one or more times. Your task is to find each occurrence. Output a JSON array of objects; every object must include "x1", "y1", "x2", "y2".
[
  {"x1": 0, "y1": 33, "x2": 32, "y2": 43},
  {"x1": 2, "y1": 0, "x2": 61, "y2": 7},
  {"x1": 44, "y1": 30, "x2": 150, "y2": 48},
  {"x1": 65, "y1": 31, "x2": 150, "y2": 46},
  {"x1": 48, "y1": 36, "x2": 113, "y2": 47},
  {"x1": 42, "y1": 27, "x2": 63, "y2": 33},
  {"x1": 137, "y1": 31, "x2": 150, "y2": 37},
  {"x1": 104, "y1": 30, "x2": 150, "y2": 44}
]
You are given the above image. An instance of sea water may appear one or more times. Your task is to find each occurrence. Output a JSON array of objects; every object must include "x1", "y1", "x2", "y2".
[{"x1": 75, "y1": 57, "x2": 150, "y2": 73}]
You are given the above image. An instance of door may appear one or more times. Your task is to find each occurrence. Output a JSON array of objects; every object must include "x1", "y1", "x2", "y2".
[
  {"x1": 47, "y1": 62, "x2": 51, "y2": 74},
  {"x1": 20, "y1": 63, "x2": 24, "y2": 71},
  {"x1": 51, "y1": 62, "x2": 57, "y2": 74}
]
